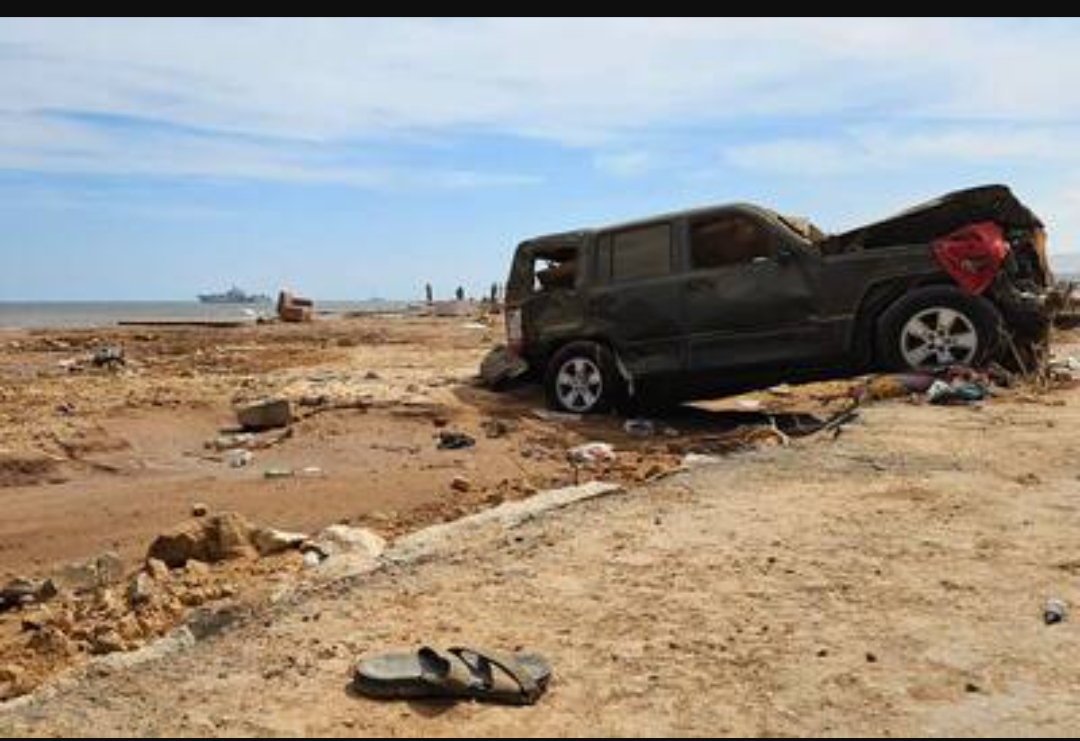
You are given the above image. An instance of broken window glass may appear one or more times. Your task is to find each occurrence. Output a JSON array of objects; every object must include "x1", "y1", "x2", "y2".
[{"x1": 691, "y1": 215, "x2": 772, "y2": 270}]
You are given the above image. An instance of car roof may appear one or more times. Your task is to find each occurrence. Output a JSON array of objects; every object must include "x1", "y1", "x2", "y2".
[{"x1": 520, "y1": 202, "x2": 802, "y2": 249}]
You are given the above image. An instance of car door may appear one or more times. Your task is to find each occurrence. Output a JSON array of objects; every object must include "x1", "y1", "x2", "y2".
[
  {"x1": 681, "y1": 210, "x2": 826, "y2": 371},
  {"x1": 586, "y1": 221, "x2": 686, "y2": 377}
]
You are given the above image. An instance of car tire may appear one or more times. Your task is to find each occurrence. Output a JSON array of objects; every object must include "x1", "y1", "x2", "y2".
[
  {"x1": 876, "y1": 285, "x2": 1003, "y2": 371},
  {"x1": 544, "y1": 341, "x2": 624, "y2": 414}
]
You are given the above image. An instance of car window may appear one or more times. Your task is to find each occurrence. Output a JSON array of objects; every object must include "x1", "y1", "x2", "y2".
[
  {"x1": 608, "y1": 223, "x2": 672, "y2": 282},
  {"x1": 691, "y1": 215, "x2": 772, "y2": 270}
]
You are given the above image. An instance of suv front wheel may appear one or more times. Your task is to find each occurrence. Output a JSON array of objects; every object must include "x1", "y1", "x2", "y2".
[{"x1": 544, "y1": 341, "x2": 624, "y2": 414}]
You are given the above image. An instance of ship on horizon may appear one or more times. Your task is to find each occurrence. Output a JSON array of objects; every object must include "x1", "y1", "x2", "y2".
[{"x1": 197, "y1": 286, "x2": 271, "y2": 305}]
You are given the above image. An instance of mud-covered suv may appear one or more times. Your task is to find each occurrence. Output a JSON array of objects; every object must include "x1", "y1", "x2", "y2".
[{"x1": 503, "y1": 185, "x2": 1054, "y2": 414}]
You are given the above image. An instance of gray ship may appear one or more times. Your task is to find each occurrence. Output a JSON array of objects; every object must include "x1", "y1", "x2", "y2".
[{"x1": 197, "y1": 286, "x2": 271, "y2": 305}]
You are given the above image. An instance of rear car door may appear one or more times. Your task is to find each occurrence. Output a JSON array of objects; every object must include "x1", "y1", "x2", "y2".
[
  {"x1": 586, "y1": 221, "x2": 686, "y2": 377},
  {"x1": 682, "y1": 210, "x2": 826, "y2": 371}
]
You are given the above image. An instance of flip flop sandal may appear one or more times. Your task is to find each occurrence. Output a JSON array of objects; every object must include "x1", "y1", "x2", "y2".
[{"x1": 353, "y1": 646, "x2": 552, "y2": 706}]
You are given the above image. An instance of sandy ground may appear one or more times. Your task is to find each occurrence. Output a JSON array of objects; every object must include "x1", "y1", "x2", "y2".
[
  {"x1": 1, "y1": 310, "x2": 825, "y2": 700},
  {"x1": 0, "y1": 313, "x2": 699, "y2": 578},
  {"x1": 1, "y1": 333, "x2": 1078, "y2": 735}
]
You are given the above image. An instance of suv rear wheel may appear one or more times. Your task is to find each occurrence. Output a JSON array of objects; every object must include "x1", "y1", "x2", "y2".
[
  {"x1": 877, "y1": 285, "x2": 1002, "y2": 371},
  {"x1": 544, "y1": 341, "x2": 624, "y2": 414}
]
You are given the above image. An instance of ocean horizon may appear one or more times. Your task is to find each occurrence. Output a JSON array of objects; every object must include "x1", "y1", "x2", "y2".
[{"x1": 0, "y1": 299, "x2": 411, "y2": 330}]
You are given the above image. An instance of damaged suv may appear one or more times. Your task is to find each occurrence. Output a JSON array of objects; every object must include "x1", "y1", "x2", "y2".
[{"x1": 503, "y1": 185, "x2": 1055, "y2": 414}]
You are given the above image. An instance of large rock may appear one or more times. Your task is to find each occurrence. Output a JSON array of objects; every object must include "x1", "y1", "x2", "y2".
[
  {"x1": 236, "y1": 398, "x2": 292, "y2": 431},
  {"x1": 147, "y1": 512, "x2": 257, "y2": 569}
]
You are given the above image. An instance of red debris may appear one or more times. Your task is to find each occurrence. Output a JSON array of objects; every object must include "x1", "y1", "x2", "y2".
[{"x1": 931, "y1": 221, "x2": 1010, "y2": 295}]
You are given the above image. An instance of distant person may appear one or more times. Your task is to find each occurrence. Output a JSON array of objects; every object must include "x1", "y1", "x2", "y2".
[
  {"x1": 455, "y1": 286, "x2": 465, "y2": 302},
  {"x1": 425, "y1": 283, "x2": 433, "y2": 304}
]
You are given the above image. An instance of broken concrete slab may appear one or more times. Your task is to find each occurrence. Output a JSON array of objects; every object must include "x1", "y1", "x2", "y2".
[
  {"x1": 303, "y1": 525, "x2": 386, "y2": 562},
  {"x1": 250, "y1": 528, "x2": 307, "y2": 557}
]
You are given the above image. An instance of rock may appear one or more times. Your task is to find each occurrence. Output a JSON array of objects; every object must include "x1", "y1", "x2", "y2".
[
  {"x1": 146, "y1": 559, "x2": 171, "y2": 581},
  {"x1": 50, "y1": 552, "x2": 123, "y2": 593},
  {"x1": 304, "y1": 525, "x2": 385, "y2": 562},
  {"x1": 147, "y1": 512, "x2": 256, "y2": 569},
  {"x1": 250, "y1": 528, "x2": 307, "y2": 557},
  {"x1": 436, "y1": 431, "x2": 475, "y2": 450},
  {"x1": 226, "y1": 449, "x2": 254, "y2": 468},
  {"x1": 479, "y1": 345, "x2": 529, "y2": 388},
  {"x1": 208, "y1": 433, "x2": 255, "y2": 452},
  {"x1": 236, "y1": 398, "x2": 292, "y2": 431},
  {"x1": 481, "y1": 419, "x2": 512, "y2": 438},
  {"x1": 89, "y1": 629, "x2": 127, "y2": 656},
  {"x1": 302, "y1": 551, "x2": 322, "y2": 569},
  {"x1": 127, "y1": 572, "x2": 156, "y2": 606},
  {"x1": 450, "y1": 475, "x2": 472, "y2": 493},
  {"x1": 185, "y1": 560, "x2": 211, "y2": 579},
  {"x1": 0, "y1": 664, "x2": 26, "y2": 702},
  {"x1": 191, "y1": 503, "x2": 209, "y2": 518},
  {"x1": 27, "y1": 626, "x2": 74, "y2": 658},
  {"x1": 0, "y1": 577, "x2": 58, "y2": 612}
]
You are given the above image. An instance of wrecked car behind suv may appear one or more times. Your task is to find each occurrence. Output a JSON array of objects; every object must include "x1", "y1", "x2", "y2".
[{"x1": 502, "y1": 185, "x2": 1055, "y2": 414}]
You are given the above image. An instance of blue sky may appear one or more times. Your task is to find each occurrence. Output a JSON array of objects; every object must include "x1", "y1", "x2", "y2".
[{"x1": 3, "y1": 17, "x2": 1080, "y2": 301}]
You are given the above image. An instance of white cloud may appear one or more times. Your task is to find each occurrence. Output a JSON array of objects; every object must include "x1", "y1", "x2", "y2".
[
  {"x1": 724, "y1": 124, "x2": 1080, "y2": 176},
  {"x1": 3, "y1": 18, "x2": 1080, "y2": 184},
  {"x1": 593, "y1": 150, "x2": 657, "y2": 178}
]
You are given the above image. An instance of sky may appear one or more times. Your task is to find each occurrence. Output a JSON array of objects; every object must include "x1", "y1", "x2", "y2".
[{"x1": 2, "y1": 16, "x2": 1080, "y2": 301}]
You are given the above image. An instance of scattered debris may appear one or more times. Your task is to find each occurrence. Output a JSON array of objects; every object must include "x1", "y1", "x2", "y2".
[
  {"x1": 481, "y1": 418, "x2": 512, "y2": 438},
  {"x1": 681, "y1": 453, "x2": 723, "y2": 469},
  {"x1": 91, "y1": 345, "x2": 125, "y2": 370},
  {"x1": 277, "y1": 290, "x2": 315, "y2": 323},
  {"x1": 623, "y1": 418, "x2": 656, "y2": 437},
  {"x1": 450, "y1": 475, "x2": 472, "y2": 493},
  {"x1": 927, "y1": 378, "x2": 988, "y2": 406},
  {"x1": 226, "y1": 449, "x2": 254, "y2": 468},
  {"x1": 236, "y1": 398, "x2": 293, "y2": 431},
  {"x1": 532, "y1": 409, "x2": 582, "y2": 424},
  {"x1": 436, "y1": 431, "x2": 476, "y2": 450},
  {"x1": 191, "y1": 503, "x2": 209, "y2": 518},
  {"x1": 1044, "y1": 598, "x2": 1068, "y2": 625},
  {"x1": 0, "y1": 578, "x2": 58, "y2": 613},
  {"x1": 479, "y1": 346, "x2": 529, "y2": 389},
  {"x1": 207, "y1": 432, "x2": 256, "y2": 452},
  {"x1": 567, "y1": 442, "x2": 616, "y2": 466}
]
